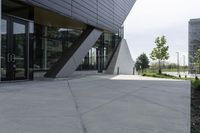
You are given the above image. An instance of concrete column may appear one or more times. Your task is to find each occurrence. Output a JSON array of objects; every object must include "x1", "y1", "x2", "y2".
[{"x1": 106, "y1": 39, "x2": 134, "y2": 75}]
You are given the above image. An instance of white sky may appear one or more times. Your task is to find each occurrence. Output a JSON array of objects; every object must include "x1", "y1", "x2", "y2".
[{"x1": 124, "y1": 0, "x2": 200, "y2": 65}]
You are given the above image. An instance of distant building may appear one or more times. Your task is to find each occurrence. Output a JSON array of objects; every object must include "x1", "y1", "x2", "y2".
[{"x1": 188, "y1": 18, "x2": 200, "y2": 73}]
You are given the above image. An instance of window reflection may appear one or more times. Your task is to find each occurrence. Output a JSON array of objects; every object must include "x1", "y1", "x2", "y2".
[
  {"x1": 47, "y1": 38, "x2": 62, "y2": 68},
  {"x1": 34, "y1": 23, "x2": 123, "y2": 72},
  {"x1": 13, "y1": 22, "x2": 26, "y2": 78},
  {"x1": 1, "y1": 19, "x2": 7, "y2": 79},
  {"x1": 77, "y1": 31, "x2": 122, "y2": 72},
  {"x1": 34, "y1": 24, "x2": 82, "y2": 70}
]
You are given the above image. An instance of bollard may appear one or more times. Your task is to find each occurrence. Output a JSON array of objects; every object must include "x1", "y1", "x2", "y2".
[{"x1": 117, "y1": 67, "x2": 119, "y2": 75}]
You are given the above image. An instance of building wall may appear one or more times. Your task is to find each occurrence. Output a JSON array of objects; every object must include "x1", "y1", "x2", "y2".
[
  {"x1": 189, "y1": 19, "x2": 200, "y2": 73},
  {"x1": 23, "y1": 0, "x2": 136, "y2": 32}
]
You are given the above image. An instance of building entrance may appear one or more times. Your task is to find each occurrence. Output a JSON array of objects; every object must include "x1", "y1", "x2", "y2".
[{"x1": 1, "y1": 16, "x2": 29, "y2": 81}]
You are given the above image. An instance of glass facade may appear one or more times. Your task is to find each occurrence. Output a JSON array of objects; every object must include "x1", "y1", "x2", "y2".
[
  {"x1": 77, "y1": 31, "x2": 122, "y2": 72},
  {"x1": 1, "y1": 0, "x2": 124, "y2": 81},
  {"x1": 34, "y1": 23, "x2": 122, "y2": 72},
  {"x1": 1, "y1": 19, "x2": 7, "y2": 79},
  {"x1": 34, "y1": 24, "x2": 82, "y2": 70}
]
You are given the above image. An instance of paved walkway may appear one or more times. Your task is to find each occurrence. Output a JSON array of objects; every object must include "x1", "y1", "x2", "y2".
[{"x1": 0, "y1": 75, "x2": 190, "y2": 133}]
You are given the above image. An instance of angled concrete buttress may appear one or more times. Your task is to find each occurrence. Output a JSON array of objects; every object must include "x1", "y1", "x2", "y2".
[
  {"x1": 44, "y1": 26, "x2": 102, "y2": 78},
  {"x1": 106, "y1": 39, "x2": 134, "y2": 75}
]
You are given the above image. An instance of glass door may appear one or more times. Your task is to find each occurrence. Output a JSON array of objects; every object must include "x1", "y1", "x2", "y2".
[
  {"x1": 12, "y1": 18, "x2": 28, "y2": 80},
  {"x1": 1, "y1": 18, "x2": 8, "y2": 80},
  {"x1": 1, "y1": 16, "x2": 28, "y2": 81}
]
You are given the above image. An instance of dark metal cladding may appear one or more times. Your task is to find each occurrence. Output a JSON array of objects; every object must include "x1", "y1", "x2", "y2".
[{"x1": 22, "y1": 0, "x2": 136, "y2": 32}]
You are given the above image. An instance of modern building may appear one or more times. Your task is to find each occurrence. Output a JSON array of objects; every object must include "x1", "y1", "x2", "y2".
[
  {"x1": 189, "y1": 18, "x2": 200, "y2": 73},
  {"x1": 0, "y1": 0, "x2": 135, "y2": 81}
]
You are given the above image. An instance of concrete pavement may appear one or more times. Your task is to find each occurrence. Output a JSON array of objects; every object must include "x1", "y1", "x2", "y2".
[{"x1": 0, "y1": 75, "x2": 190, "y2": 133}]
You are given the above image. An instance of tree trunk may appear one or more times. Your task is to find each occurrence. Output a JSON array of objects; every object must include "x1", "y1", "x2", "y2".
[
  {"x1": 199, "y1": 63, "x2": 200, "y2": 74},
  {"x1": 158, "y1": 60, "x2": 161, "y2": 74}
]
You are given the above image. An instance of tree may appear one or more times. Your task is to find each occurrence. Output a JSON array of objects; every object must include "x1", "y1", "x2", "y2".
[
  {"x1": 193, "y1": 49, "x2": 200, "y2": 74},
  {"x1": 135, "y1": 53, "x2": 150, "y2": 73},
  {"x1": 150, "y1": 36, "x2": 169, "y2": 74}
]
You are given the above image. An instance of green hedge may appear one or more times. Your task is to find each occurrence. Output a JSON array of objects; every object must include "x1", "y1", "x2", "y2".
[
  {"x1": 192, "y1": 79, "x2": 200, "y2": 90},
  {"x1": 142, "y1": 73, "x2": 179, "y2": 79}
]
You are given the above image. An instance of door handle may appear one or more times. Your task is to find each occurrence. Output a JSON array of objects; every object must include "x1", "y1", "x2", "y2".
[
  {"x1": 7, "y1": 53, "x2": 11, "y2": 62},
  {"x1": 11, "y1": 54, "x2": 15, "y2": 62}
]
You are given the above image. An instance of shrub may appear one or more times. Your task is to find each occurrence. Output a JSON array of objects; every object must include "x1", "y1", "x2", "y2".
[
  {"x1": 142, "y1": 73, "x2": 178, "y2": 79},
  {"x1": 192, "y1": 79, "x2": 200, "y2": 90}
]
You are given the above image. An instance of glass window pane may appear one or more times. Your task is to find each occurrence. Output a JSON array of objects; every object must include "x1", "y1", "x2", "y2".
[
  {"x1": 34, "y1": 24, "x2": 83, "y2": 71},
  {"x1": 1, "y1": 19, "x2": 7, "y2": 79},
  {"x1": 47, "y1": 38, "x2": 62, "y2": 68},
  {"x1": 13, "y1": 22, "x2": 26, "y2": 78}
]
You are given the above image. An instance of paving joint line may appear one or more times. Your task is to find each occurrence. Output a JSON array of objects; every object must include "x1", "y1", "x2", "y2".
[
  {"x1": 81, "y1": 86, "x2": 147, "y2": 115},
  {"x1": 131, "y1": 94, "x2": 188, "y2": 115},
  {"x1": 66, "y1": 80, "x2": 88, "y2": 133}
]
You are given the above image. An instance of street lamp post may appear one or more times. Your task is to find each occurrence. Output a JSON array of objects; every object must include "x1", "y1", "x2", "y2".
[
  {"x1": 183, "y1": 55, "x2": 185, "y2": 74},
  {"x1": 176, "y1": 52, "x2": 180, "y2": 75}
]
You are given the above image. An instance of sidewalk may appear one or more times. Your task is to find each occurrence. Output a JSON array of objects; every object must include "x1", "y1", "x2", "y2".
[{"x1": 0, "y1": 75, "x2": 190, "y2": 133}]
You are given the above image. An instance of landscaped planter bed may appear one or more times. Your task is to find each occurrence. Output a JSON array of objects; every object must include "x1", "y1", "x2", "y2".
[{"x1": 191, "y1": 86, "x2": 200, "y2": 133}]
